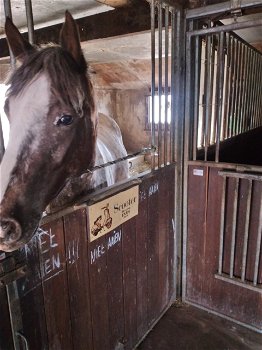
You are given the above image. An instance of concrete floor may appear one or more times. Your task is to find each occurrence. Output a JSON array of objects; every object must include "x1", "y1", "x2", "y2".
[{"x1": 137, "y1": 304, "x2": 262, "y2": 350}]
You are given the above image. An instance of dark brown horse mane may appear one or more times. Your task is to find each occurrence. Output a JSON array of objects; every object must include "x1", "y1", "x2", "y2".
[{"x1": 6, "y1": 45, "x2": 95, "y2": 117}]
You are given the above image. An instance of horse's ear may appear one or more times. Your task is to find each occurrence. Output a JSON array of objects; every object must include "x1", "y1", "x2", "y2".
[
  {"x1": 5, "y1": 17, "x2": 34, "y2": 60},
  {"x1": 60, "y1": 11, "x2": 87, "y2": 71}
]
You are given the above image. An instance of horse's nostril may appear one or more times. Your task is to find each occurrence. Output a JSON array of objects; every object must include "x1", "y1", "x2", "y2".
[{"x1": 0, "y1": 218, "x2": 22, "y2": 242}]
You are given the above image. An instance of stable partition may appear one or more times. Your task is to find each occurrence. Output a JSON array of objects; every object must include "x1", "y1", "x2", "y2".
[{"x1": 0, "y1": 165, "x2": 176, "y2": 350}]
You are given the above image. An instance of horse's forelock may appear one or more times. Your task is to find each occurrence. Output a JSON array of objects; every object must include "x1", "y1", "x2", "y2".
[{"x1": 6, "y1": 46, "x2": 95, "y2": 117}]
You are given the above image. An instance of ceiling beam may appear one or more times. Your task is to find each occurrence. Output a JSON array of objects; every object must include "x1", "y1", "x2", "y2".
[{"x1": 0, "y1": 0, "x2": 150, "y2": 59}]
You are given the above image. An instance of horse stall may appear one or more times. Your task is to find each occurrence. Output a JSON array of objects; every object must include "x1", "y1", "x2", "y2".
[{"x1": 0, "y1": 1, "x2": 261, "y2": 350}]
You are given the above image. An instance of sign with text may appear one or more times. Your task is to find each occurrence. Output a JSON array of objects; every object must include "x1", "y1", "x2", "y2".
[{"x1": 88, "y1": 186, "x2": 139, "y2": 242}]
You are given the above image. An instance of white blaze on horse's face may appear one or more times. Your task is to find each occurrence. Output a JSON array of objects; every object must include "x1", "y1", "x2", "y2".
[{"x1": 0, "y1": 74, "x2": 50, "y2": 203}]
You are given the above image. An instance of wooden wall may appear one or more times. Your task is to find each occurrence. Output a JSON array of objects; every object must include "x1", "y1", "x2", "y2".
[
  {"x1": 186, "y1": 164, "x2": 262, "y2": 331},
  {"x1": 0, "y1": 166, "x2": 176, "y2": 350}
]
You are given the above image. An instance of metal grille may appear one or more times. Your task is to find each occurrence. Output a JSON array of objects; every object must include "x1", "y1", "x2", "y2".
[
  {"x1": 216, "y1": 171, "x2": 262, "y2": 293},
  {"x1": 186, "y1": 19, "x2": 262, "y2": 163}
]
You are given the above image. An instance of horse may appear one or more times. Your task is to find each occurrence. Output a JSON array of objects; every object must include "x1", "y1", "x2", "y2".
[{"x1": 0, "y1": 11, "x2": 129, "y2": 252}]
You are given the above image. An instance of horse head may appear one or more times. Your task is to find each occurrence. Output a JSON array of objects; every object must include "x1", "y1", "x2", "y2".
[{"x1": 0, "y1": 12, "x2": 96, "y2": 251}]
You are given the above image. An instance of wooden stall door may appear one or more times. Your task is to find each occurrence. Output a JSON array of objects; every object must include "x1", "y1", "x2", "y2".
[{"x1": 186, "y1": 165, "x2": 262, "y2": 332}]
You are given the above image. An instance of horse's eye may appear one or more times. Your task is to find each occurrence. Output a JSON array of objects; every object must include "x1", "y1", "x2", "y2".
[{"x1": 56, "y1": 114, "x2": 74, "y2": 126}]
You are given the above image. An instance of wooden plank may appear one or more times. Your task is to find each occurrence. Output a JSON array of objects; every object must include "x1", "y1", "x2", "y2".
[
  {"x1": 106, "y1": 226, "x2": 125, "y2": 350},
  {"x1": 158, "y1": 167, "x2": 171, "y2": 310},
  {"x1": 186, "y1": 165, "x2": 209, "y2": 302},
  {"x1": 136, "y1": 180, "x2": 149, "y2": 339},
  {"x1": 16, "y1": 234, "x2": 48, "y2": 349},
  {"x1": 63, "y1": 209, "x2": 93, "y2": 350},
  {"x1": 122, "y1": 218, "x2": 137, "y2": 350},
  {"x1": 0, "y1": 286, "x2": 14, "y2": 350},
  {"x1": 147, "y1": 174, "x2": 160, "y2": 325},
  {"x1": 40, "y1": 219, "x2": 73, "y2": 350},
  {"x1": 168, "y1": 166, "x2": 176, "y2": 301},
  {"x1": 88, "y1": 232, "x2": 110, "y2": 350}
]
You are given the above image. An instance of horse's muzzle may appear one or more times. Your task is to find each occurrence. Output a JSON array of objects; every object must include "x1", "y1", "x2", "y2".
[{"x1": 0, "y1": 217, "x2": 22, "y2": 251}]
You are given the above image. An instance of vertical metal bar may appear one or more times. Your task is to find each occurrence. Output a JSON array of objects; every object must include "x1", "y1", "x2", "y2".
[
  {"x1": 246, "y1": 50, "x2": 255, "y2": 130},
  {"x1": 203, "y1": 34, "x2": 212, "y2": 160},
  {"x1": 239, "y1": 44, "x2": 248, "y2": 134},
  {"x1": 235, "y1": 43, "x2": 244, "y2": 135},
  {"x1": 158, "y1": 0, "x2": 163, "y2": 168},
  {"x1": 210, "y1": 36, "x2": 217, "y2": 145},
  {"x1": 170, "y1": 8, "x2": 176, "y2": 163},
  {"x1": 151, "y1": 0, "x2": 156, "y2": 169},
  {"x1": 215, "y1": 31, "x2": 225, "y2": 163},
  {"x1": 253, "y1": 53, "x2": 260, "y2": 128},
  {"x1": 3, "y1": 0, "x2": 16, "y2": 68},
  {"x1": 164, "y1": 5, "x2": 169, "y2": 165},
  {"x1": 227, "y1": 35, "x2": 234, "y2": 138},
  {"x1": 228, "y1": 37, "x2": 236, "y2": 137},
  {"x1": 250, "y1": 52, "x2": 259, "y2": 129},
  {"x1": 230, "y1": 177, "x2": 239, "y2": 279},
  {"x1": 241, "y1": 179, "x2": 252, "y2": 282},
  {"x1": 218, "y1": 176, "x2": 227, "y2": 275},
  {"x1": 253, "y1": 192, "x2": 262, "y2": 286},
  {"x1": 241, "y1": 47, "x2": 251, "y2": 132},
  {"x1": 24, "y1": 0, "x2": 34, "y2": 44},
  {"x1": 255, "y1": 55, "x2": 262, "y2": 127},
  {"x1": 233, "y1": 41, "x2": 241, "y2": 136},
  {"x1": 222, "y1": 32, "x2": 230, "y2": 140},
  {"x1": 193, "y1": 35, "x2": 200, "y2": 161}
]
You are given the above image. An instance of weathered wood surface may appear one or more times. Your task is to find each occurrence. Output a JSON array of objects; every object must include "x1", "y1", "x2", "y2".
[
  {"x1": 186, "y1": 165, "x2": 262, "y2": 331},
  {"x1": 0, "y1": 165, "x2": 176, "y2": 350}
]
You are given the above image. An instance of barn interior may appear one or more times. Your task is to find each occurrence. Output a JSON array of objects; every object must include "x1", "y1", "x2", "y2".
[{"x1": 0, "y1": 0, "x2": 262, "y2": 349}]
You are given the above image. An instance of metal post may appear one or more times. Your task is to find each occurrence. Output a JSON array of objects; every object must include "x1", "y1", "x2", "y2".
[
  {"x1": 164, "y1": 5, "x2": 169, "y2": 165},
  {"x1": 3, "y1": 0, "x2": 16, "y2": 68},
  {"x1": 192, "y1": 35, "x2": 200, "y2": 161},
  {"x1": 25, "y1": 0, "x2": 35, "y2": 44},
  {"x1": 151, "y1": 0, "x2": 156, "y2": 169},
  {"x1": 158, "y1": 0, "x2": 163, "y2": 168},
  {"x1": 222, "y1": 33, "x2": 230, "y2": 140},
  {"x1": 170, "y1": 8, "x2": 176, "y2": 162}
]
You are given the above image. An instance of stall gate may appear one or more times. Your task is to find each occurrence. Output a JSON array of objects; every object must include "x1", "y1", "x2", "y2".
[
  {"x1": 184, "y1": 1, "x2": 262, "y2": 333},
  {"x1": 0, "y1": 1, "x2": 183, "y2": 349}
]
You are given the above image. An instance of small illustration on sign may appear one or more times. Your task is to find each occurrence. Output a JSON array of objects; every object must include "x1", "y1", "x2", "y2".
[{"x1": 91, "y1": 203, "x2": 113, "y2": 237}]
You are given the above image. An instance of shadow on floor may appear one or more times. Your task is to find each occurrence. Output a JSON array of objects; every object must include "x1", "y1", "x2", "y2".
[{"x1": 137, "y1": 304, "x2": 262, "y2": 350}]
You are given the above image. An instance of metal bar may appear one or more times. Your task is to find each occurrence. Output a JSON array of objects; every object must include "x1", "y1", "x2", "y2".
[
  {"x1": 229, "y1": 177, "x2": 239, "y2": 278},
  {"x1": 151, "y1": 0, "x2": 156, "y2": 169},
  {"x1": 253, "y1": 54, "x2": 261, "y2": 128},
  {"x1": 235, "y1": 42, "x2": 243, "y2": 135},
  {"x1": 253, "y1": 193, "x2": 262, "y2": 286},
  {"x1": 255, "y1": 56, "x2": 262, "y2": 127},
  {"x1": 189, "y1": 161, "x2": 262, "y2": 174},
  {"x1": 218, "y1": 171, "x2": 262, "y2": 181},
  {"x1": 158, "y1": 0, "x2": 163, "y2": 168},
  {"x1": 193, "y1": 35, "x2": 200, "y2": 161},
  {"x1": 170, "y1": 8, "x2": 176, "y2": 163},
  {"x1": 215, "y1": 31, "x2": 225, "y2": 162},
  {"x1": 186, "y1": 1, "x2": 262, "y2": 20},
  {"x1": 239, "y1": 44, "x2": 248, "y2": 134},
  {"x1": 218, "y1": 176, "x2": 226, "y2": 275},
  {"x1": 233, "y1": 40, "x2": 240, "y2": 136},
  {"x1": 215, "y1": 274, "x2": 262, "y2": 294},
  {"x1": 222, "y1": 33, "x2": 231, "y2": 140},
  {"x1": 3, "y1": 0, "x2": 16, "y2": 68},
  {"x1": 229, "y1": 37, "x2": 237, "y2": 138},
  {"x1": 242, "y1": 47, "x2": 252, "y2": 131},
  {"x1": 226, "y1": 35, "x2": 234, "y2": 139},
  {"x1": 250, "y1": 53, "x2": 259, "y2": 129},
  {"x1": 246, "y1": 50, "x2": 256, "y2": 130},
  {"x1": 24, "y1": 0, "x2": 34, "y2": 44},
  {"x1": 164, "y1": 5, "x2": 169, "y2": 165},
  {"x1": 188, "y1": 19, "x2": 262, "y2": 37},
  {"x1": 241, "y1": 179, "x2": 252, "y2": 282}
]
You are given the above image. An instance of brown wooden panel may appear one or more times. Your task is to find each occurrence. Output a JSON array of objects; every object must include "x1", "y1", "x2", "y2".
[
  {"x1": 63, "y1": 209, "x2": 93, "y2": 350},
  {"x1": 186, "y1": 165, "x2": 209, "y2": 301},
  {"x1": 106, "y1": 226, "x2": 125, "y2": 350},
  {"x1": 89, "y1": 233, "x2": 110, "y2": 350},
  {"x1": 147, "y1": 174, "x2": 160, "y2": 325},
  {"x1": 136, "y1": 181, "x2": 149, "y2": 339},
  {"x1": 40, "y1": 219, "x2": 73, "y2": 350},
  {"x1": 17, "y1": 234, "x2": 48, "y2": 350},
  {"x1": 122, "y1": 218, "x2": 137, "y2": 350},
  {"x1": 0, "y1": 285, "x2": 14, "y2": 350},
  {"x1": 168, "y1": 167, "x2": 176, "y2": 301}
]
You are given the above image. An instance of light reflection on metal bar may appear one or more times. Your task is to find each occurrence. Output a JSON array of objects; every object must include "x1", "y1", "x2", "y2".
[
  {"x1": 222, "y1": 33, "x2": 230, "y2": 140},
  {"x1": 229, "y1": 177, "x2": 239, "y2": 278},
  {"x1": 204, "y1": 33, "x2": 212, "y2": 160},
  {"x1": 229, "y1": 37, "x2": 236, "y2": 138},
  {"x1": 253, "y1": 193, "x2": 262, "y2": 286},
  {"x1": 215, "y1": 31, "x2": 225, "y2": 162},
  {"x1": 218, "y1": 176, "x2": 227, "y2": 275},
  {"x1": 236, "y1": 42, "x2": 244, "y2": 135},
  {"x1": 241, "y1": 179, "x2": 252, "y2": 282},
  {"x1": 151, "y1": 0, "x2": 156, "y2": 169},
  {"x1": 233, "y1": 41, "x2": 240, "y2": 136},
  {"x1": 164, "y1": 5, "x2": 169, "y2": 165},
  {"x1": 170, "y1": 8, "x2": 176, "y2": 163},
  {"x1": 239, "y1": 45, "x2": 248, "y2": 133}
]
